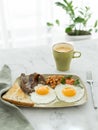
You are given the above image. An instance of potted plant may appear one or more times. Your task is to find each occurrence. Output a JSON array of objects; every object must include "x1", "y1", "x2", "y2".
[{"x1": 47, "y1": 0, "x2": 98, "y2": 39}]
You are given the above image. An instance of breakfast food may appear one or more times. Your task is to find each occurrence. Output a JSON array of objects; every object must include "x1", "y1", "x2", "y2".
[
  {"x1": 20, "y1": 73, "x2": 46, "y2": 94},
  {"x1": 2, "y1": 73, "x2": 86, "y2": 107},
  {"x1": 30, "y1": 84, "x2": 56, "y2": 104},
  {"x1": 46, "y1": 75, "x2": 64, "y2": 88},
  {"x1": 55, "y1": 84, "x2": 84, "y2": 103},
  {"x1": 2, "y1": 82, "x2": 34, "y2": 107},
  {"x1": 2, "y1": 73, "x2": 47, "y2": 107}
]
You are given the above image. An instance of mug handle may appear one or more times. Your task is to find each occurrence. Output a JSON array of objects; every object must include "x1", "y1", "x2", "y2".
[{"x1": 73, "y1": 51, "x2": 81, "y2": 58}]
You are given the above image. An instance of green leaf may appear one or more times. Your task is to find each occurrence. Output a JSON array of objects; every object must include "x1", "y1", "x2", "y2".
[
  {"x1": 74, "y1": 16, "x2": 84, "y2": 23},
  {"x1": 63, "y1": 0, "x2": 68, "y2": 5},
  {"x1": 79, "y1": 11, "x2": 84, "y2": 15},
  {"x1": 85, "y1": 6, "x2": 90, "y2": 11},
  {"x1": 78, "y1": 84, "x2": 83, "y2": 89},
  {"x1": 46, "y1": 22, "x2": 54, "y2": 27},
  {"x1": 55, "y1": 2, "x2": 66, "y2": 10},
  {"x1": 88, "y1": 29, "x2": 92, "y2": 32},
  {"x1": 69, "y1": 24, "x2": 75, "y2": 28},
  {"x1": 56, "y1": 1, "x2": 75, "y2": 19},
  {"x1": 73, "y1": 78, "x2": 83, "y2": 88},
  {"x1": 73, "y1": 79, "x2": 80, "y2": 85},
  {"x1": 65, "y1": 26, "x2": 72, "y2": 33},
  {"x1": 95, "y1": 29, "x2": 98, "y2": 32},
  {"x1": 94, "y1": 20, "x2": 98, "y2": 28},
  {"x1": 61, "y1": 77, "x2": 65, "y2": 84},
  {"x1": 55, "y1": 19, "x2": 60, "y2": 26}
]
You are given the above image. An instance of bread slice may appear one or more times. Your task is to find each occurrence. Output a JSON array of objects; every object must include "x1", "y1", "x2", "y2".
[{"x1": 2, "y1": 79, "x2": 34, "y2": 107}]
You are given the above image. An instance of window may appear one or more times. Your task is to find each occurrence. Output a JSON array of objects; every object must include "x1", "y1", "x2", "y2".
[{"x1": 0, "y1": 0, "x2": 98, "y2": 48}]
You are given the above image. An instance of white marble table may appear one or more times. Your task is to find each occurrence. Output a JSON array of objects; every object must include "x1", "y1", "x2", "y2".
[{"x1": 0, "y1": 38, "x2": 98, "y2": 130}]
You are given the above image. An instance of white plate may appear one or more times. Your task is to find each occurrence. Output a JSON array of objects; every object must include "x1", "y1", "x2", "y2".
[{"x1": 2, "y1": 74, "x2": 88, "y2": 108}]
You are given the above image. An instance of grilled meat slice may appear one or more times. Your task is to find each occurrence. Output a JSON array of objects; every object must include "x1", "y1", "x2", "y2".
[
  {"x1": 38, "y1": 75, "x2": 46, "y2": 85},
  {"x1": 20, "y1": 73, "x2": 46, "y2": 95}
]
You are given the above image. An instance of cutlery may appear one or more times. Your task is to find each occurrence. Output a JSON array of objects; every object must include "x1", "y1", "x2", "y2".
[{"x1": 86, "y1": 71, "x2": 97, "y2": 109}]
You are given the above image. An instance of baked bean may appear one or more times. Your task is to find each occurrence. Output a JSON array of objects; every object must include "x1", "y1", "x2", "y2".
[{"x1": 46, "y1": 75, "x2": 64, "y2": 88}]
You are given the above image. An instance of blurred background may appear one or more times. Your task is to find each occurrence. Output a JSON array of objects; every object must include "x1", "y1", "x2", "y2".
[{"x1": 0, "y1": 0, "x2": 97, "y2": 48}]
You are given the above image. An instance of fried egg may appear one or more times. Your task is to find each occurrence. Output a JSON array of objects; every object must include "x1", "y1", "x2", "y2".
[
  {"x1": 55, "y1": 84, "x2": 84, "y2": 103},
  {"x1": 30, "y1": 84, "x2": 56, "y2": 104}
]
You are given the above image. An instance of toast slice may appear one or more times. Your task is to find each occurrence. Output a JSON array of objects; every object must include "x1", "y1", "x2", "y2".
[{"x1": 2, "y1": 79, "x2": 34, "y2": 107}]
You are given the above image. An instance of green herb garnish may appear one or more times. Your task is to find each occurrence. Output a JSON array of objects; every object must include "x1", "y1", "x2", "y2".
[
  {"x1": 61, "y1": 77, "x2": 65, "y2": 84},
  {"x1": 74, "y1": 79, "x2": 83, "y2": 88},
  {"x1": 78, "y1": 84, "x2": 83, "y2": 89},
  {"x1": 60, "y1": 76, "x2": 83, "y2": 89},
  {"x1": 74, "y1": 79, "x2": 80, "y2": 85}
]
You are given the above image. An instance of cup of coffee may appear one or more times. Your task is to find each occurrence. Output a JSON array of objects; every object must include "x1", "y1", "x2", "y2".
[{"x1": 52, "y1": 42, "x2": 81, "y2": 71}]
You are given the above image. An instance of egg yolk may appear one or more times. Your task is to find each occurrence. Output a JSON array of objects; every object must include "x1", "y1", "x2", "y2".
[
  {"x1": 62, "y1": 87, "x2": 76, "y2": 97},
  {"x1": 36, "y1": 86, "x2": 49, "y2": 95}
]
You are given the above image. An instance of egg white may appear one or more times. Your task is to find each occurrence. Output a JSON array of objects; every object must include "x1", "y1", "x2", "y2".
[
  {"x1": 55, "y1": 84, "x2": 84, "y2": 103},
  {"x1": 30, "y1": 84, "x2": 56, "y2": 104}
]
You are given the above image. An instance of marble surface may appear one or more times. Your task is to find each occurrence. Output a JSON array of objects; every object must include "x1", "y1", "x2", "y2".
[{"x1": 0, "y1": 38, "x2": 98, "y2": 130}]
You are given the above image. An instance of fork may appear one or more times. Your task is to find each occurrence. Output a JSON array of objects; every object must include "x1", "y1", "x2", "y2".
[{"x1": 86, "y1": 71, "x2": 97, "y2": 109}]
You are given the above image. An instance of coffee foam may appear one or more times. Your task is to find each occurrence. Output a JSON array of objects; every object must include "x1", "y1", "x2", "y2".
[{"x1": 53, "y1": 43, "x2": 73, "y2": 52}]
